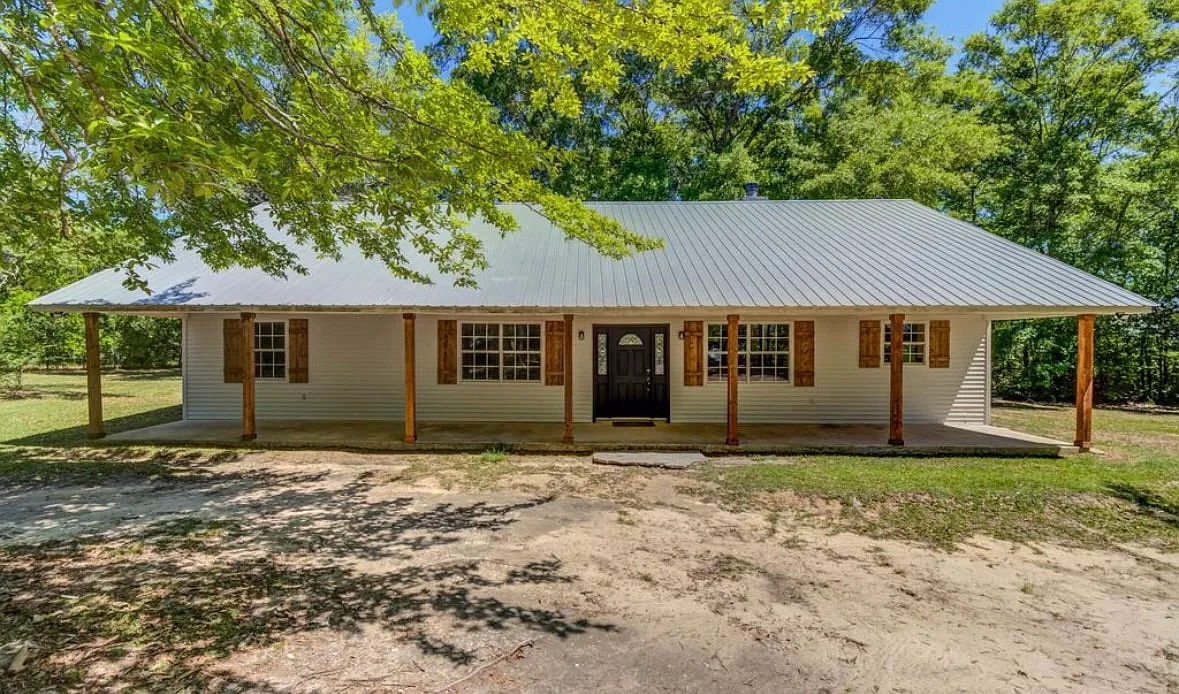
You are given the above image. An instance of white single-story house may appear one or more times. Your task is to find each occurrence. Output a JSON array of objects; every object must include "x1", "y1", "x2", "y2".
[{"x1": 30, "y1": 198, "x2": 1155, "y2": 453}]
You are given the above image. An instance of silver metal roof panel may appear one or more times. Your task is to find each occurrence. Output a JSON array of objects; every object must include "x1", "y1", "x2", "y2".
[{"x1": 30, "y1": 200, "x2": 1155, "y2": 313}]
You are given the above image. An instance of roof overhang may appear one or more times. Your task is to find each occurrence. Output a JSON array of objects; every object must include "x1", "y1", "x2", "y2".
[{"x1": 27, "y1": 303, "x2": 1157, "y2": 319}]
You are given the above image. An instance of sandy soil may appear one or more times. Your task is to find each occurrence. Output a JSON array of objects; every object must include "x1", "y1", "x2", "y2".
[{"x1": 2, "y1": 450, "x2": 1177, "y2": 693}]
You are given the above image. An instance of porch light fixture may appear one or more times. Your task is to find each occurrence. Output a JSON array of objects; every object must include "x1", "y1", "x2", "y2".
[
  {"x1": 578, "y1": 330, "x2": 585, "y2": 340},
  {"x1": 677, "y1": 330, "x2": 685, "y2": 340}
]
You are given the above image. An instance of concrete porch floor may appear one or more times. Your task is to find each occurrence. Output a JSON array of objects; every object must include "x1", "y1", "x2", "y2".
[{"x1": 104, "y1": 419, "x2": 1078, "y2": 456}]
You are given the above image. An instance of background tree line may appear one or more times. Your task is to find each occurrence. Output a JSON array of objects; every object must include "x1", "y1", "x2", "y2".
[
  {"x1": 0, "y1": 295, "x2": 180, "y2": 388},
  {"x1": 1, "y1": 218, "x2": 181, "y2": 387},
  {"x1": 1, "y1": 0, "x2": 1176, "y2": 404},
  {"x1": 436, "y1": 0, "x2": 1179, "y2": 404}
]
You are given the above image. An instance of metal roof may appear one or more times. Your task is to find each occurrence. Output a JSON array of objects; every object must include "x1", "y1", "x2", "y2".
[{"x1": 30, "y1": 200, "x2": 1155, "y2": 314}]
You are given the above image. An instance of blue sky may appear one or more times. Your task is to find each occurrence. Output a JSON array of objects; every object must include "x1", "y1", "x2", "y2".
[
  {"x1": 923, "y1": 0, "x2": 1006, "y2": 44},
  {"x1": 391, "y1": 0, "x2": 1008, "y2": 50}
]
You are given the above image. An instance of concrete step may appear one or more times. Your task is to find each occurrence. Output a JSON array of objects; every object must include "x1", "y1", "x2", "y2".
[{"x1": 591, "y1": 451, "x2": 707, "y2": 469}]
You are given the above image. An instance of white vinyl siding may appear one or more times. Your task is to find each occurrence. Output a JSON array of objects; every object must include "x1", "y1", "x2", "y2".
[
  {"x1": 984, "y1": 319, "x2": 993, "y2": 425},
  {"x1": 182, "y1": 313, "x2": 401, "y2": 420},
  {"x1": 180, "y1": 317, "x2": 189, "y2": 420},
  {"x1": 181, "y1": 312, "x2": 988, "y2": 425}
]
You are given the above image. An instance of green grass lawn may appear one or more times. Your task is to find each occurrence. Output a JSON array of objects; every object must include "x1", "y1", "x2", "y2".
[
  {"x1": 703, "y1": 406, "x2": 1179, "y2": 548},
  {"x1": 0, "y1": 370, "x2": 184, "y2": 481},
  {"x1": 0, "y1": 370, "x2": 182, "y2": 446},
  {"x1": 2, "y1": 371, "x2": 1177, "y2": 549}
]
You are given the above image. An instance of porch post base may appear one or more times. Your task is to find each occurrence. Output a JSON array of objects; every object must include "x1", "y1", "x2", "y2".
[
  {"x1": 403, "y1": 435, "x2": 416, "y2": 444},
  {"x1": 725, "y1": 436, "x2": 739, "y2": 446},
  {"x1": 87, "y1": 432, "x2": 106, "y2": 440},
  {"x1": 242, "y1": 433, "x2": 257, "y2": 442},
  {"x1": 1074, "y1": 440, "x2": 1090, "y2": 452},
  {"x1": 888, "y1": 437, "x2": 904, "y2": 446}
]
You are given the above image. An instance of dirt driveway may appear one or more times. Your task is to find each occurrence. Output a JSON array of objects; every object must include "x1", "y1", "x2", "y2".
[{"x1": 2, "y1": 450, "x2": 1177, "y2": 693}]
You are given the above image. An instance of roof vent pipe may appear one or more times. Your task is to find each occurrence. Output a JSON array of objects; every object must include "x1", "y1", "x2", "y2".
[{"x1": 743, "y1": 182, "x2": 760, "y2": 200}]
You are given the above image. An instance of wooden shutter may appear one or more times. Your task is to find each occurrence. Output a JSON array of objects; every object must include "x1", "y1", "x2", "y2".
[
  {"x1": 929, "y1": 320, "x2": 951, "y2": 368},
  {"x1": 437, "y1": 319, "x2": 457, "y2": 384},
  {"x1": 223, "y1": 318, "x2": 244, "y2": 383},
  {"x1": 544, "y1": 320, "x2": 565, "y2": 386},
  {"x1": 794, "y1": 320, "x2": 815, "y2": 386},
  {"x1": 684, "y1": 320, "x2": 704, "y2": 386},
  {"x1": 858, "y1": 320, "x2": 881, "y2": 368},
  {"x1": 288, "y1": 318, "x2": 309, "y2": 383}
]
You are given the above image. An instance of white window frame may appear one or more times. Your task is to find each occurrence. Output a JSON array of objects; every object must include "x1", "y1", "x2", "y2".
[
  {"x1": 883, "y1": 320, "x2": 927, "y2": 366},
  {"x1": 458, "y1": 321, "x2": 543, "y2": 383},
  {"x1": 706, "y1": 321, "x2": 793, "y2": 384},
  {"x1": 254, "y1": 319, "x2": 288, "y2": 382}
]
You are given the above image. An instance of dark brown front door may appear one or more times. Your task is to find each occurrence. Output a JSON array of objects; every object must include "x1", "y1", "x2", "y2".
[{"x1": 593, "y1": 325, "x2": 670, "y2": 420}]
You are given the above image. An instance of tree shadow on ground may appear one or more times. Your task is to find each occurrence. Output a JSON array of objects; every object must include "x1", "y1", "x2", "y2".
[
  {"x1": 990, "y1": 400, "x2": 1070, "y2": 411},
  {"x1": 0, "y1": 388, "x2": 138, "y2": 402},
  {"x1": 0, "y1": 439, "x2": 219, "y2": 487},
  {"x1": 3, "y1": 405, "x2": 183, "y2": 447},
  {"x1": 103, "y1": 369, "x2": 182, "y2": 381},
  {"x1": 994, "y1": 400, "x2": 1179, "y2": 416},
  {"x1": 0, "y1": 464, "x2": 614, "y2": 692},
  {"x1": 14, "y1": 368, "x2": 180, "y2": 380},
  {"x1": 1, "y1": 369, "x2": 180, "y2": 400},
  {"x1": 1105, "y1": 482, "x2": 1179, "y2": 529}
]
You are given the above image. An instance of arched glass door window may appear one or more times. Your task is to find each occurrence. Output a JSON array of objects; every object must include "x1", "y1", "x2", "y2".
[{"x1": 618, "y1": 333, "x2": 643, "y2": 346}]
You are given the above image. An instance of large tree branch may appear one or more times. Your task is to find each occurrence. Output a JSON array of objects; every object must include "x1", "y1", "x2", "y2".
[
  {"x1": 0, "y1": 37, "x2": 77, "y2": 238},
  {"x1": 147, "y1": 0, "x2": 403, "y2": 171},
  {"x1": 241, "y1": 0, "x2": 331, "y2": 117},
  {"x1": 42, "y1": 0, "x2": 115, "y2": 118},
  {"x1": 264, "y1": 0, "x2": 519, "y2": 161}
]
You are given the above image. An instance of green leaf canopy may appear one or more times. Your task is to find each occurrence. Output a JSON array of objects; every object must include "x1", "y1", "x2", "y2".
[{"x1": 0, "y1": 0, "x2": 843, "y2": 288}]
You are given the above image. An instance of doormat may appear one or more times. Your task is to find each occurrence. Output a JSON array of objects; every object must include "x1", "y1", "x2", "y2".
[{"x1": 612, "y1": 421, "x2": 656, "y2": 427}]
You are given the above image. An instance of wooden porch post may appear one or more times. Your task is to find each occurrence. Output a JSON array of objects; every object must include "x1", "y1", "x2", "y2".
[
  {"x1": 83, "y1": 312, "x2": 104, "y2": 439},
  {"x1": 1075, "y1": 314, "x2": 1095, "y2": 451},
  {"x1": 888, "y1": 313, "x2": 904, "y2": 446},
  {"x1": 563, "y1": 313, "x2": 574, "y2": 443},
  {"x1": 240, "y1": 312, "x2": 256, "y2": 441},
  {"x1": 403, "y1": 313, "x2": 417, "y2": 443},
  {"x1": 726, "y1": 313, "x2": 739, "y2": 446}
]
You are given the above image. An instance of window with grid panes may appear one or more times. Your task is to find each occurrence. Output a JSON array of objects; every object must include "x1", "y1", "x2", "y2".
[
  {"x1": 254, "y1": 321, "x2": 287, "y2": 379},
  {"x1": 883, "y1": 321, "x2": 926, "y2": 364},
  {"x1": 460, "y1": 323, "x2": 541, "y2": 381},
  {"x1": 706, "y1": 323, "x2": 791, "y2": 382}
]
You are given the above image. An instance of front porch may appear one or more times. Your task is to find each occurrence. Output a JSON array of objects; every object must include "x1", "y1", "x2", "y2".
[
  {"x1": 72, "y1": 311, "x2": 1099, "y2": 457},
  {"x1": 104, "y1": 419, "x2": 1077, "y2": 456}
]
